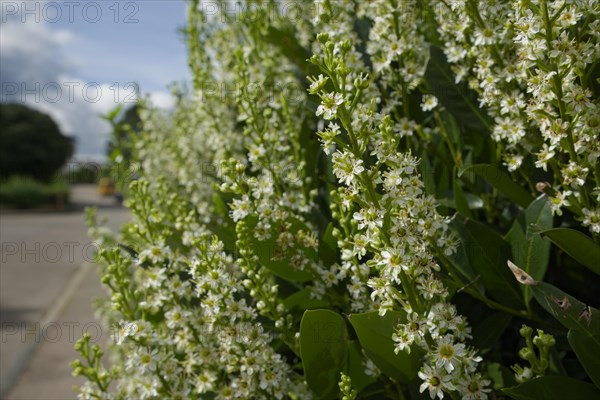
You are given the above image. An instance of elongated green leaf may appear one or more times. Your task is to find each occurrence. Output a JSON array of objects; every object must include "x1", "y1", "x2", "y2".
[
  {"x1": 507, "y1": 195, "x2": 553, "y2": 303},
  {"x1": 568, "y1": 329, "x2": 600, "y2": 389},
  {"x1": 529, "y1": 281, "x2": 600, "y2": 341},
  {"x1": 503, "y1": 375, "x2": 600, "y2": 400},
  {"x1": 102, "y1": 104, "x2": 123, "y2": 122},
  {"x1": 300, "y1": 309, "x2": 348, "y2": 399},
  {"x1": 119, "y1": 243, "x2": 152, "y2": 269},
  {"x1": 442, "y1": 235, "x2": 485, "y2": 294},
  {"x1": 453, "y1": 216, "x2": 523, "y2": 309},
  {"x1": 509, "y1": 261, "x2": 600, "y2": 381},
  {"x1": 349, "y1": 311, "x2": 422, "y2": 384},
  {"x1": 211, "y1": 193, "x2": 237, "y2": 253},
  {"x1": 538, "y1": 228, "x2": 600, "y2": 275},
  {"x1": 453, "y1": 172, "x2": 473, "y2": 218},
  {"x1": 421, "y1": 150, "x2": 436, "y2": 195},
  {"x1": 437, "y1": 194, "x2": 485, "y2": 210},
  {"x1": 459, "y1": 164, "x2": 532, "y2": 208},
  {"x1": 318, "y1": 222, "x2": 338, "y2": 265},
  {"x1": 424, "y1": 46, "x2": 491, "y2": 135}
]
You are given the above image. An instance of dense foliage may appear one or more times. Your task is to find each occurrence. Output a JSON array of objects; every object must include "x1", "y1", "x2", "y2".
[
  {"x1": 0, "y1": 175, "x2": 69, "y2": 208},
  {"x1": 0, "y1": 103, "x2": 73, "y2": 182},
  {"x1": 74, "y1": 1, "x2": 600, "y2": 399}
]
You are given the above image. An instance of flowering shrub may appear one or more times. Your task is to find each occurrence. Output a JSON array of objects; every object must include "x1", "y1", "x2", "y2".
[{"x1": 73, "y1": 1, "x2": 600, "y2": 399}]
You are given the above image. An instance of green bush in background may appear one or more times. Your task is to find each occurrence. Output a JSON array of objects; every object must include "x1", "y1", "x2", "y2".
[{"x1": 0, "y1": 176, "x2": 69, "y2": 209}]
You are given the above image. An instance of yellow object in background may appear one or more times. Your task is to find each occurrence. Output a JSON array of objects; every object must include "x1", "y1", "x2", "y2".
[{"x1": 98, "y1": 178, "x2": 115, "y2": 196}]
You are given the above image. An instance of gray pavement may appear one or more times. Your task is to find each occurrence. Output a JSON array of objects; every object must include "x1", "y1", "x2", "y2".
[{"x1": 1, "y1": 185, "x2": 129, "y2": 399}]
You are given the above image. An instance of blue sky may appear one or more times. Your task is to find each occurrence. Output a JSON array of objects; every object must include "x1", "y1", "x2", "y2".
[{"x1": 1, "y1": 1, "x2": 191, "y2": 159}]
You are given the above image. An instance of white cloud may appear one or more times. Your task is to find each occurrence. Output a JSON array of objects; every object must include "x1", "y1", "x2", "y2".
[
  {"x1": 1, "y1": 5, "x2": 184, "y2": 160},
  {"x1": 147, "y1": 91, "x2": 175, "y2": 110},
  {"x1": 1, "y1": 12, "x2": 139, "y2": 160}
]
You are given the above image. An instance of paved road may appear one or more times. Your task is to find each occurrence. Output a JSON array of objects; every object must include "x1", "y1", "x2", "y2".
[{"x1": 0, "y1": 185, "x2": 129, "y2": 399}]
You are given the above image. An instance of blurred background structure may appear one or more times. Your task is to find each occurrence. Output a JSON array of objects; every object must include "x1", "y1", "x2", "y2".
[{"x1": 0, "y1": 1, "x2": 189, "y2": 398}]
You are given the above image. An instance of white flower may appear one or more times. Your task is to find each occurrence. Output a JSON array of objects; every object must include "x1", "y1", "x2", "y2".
[
  {"x1": 393, "y1": 328, "x2": 413, "y2": 354},
  {"x1": 316, "y1": 92, "x2": 344, "y2": 120},
  {"x1": 379, "y1": 248, "x2": 409, "y2": 271},
  {"x1": 418, "y1": 364, "x2": 455, "y2": 399},
  {"x1": 421, "y1": 95, "x2": 439, "y2": 112},
  {"x1": 144, "y1": 267, "x2": 167, "y2": 289},
  {"x1": 115, "y1": 321, "x2": 138, "y2": 345},
  {"x1": 549, "y1": 191, "x2": 572, "y2": 216},
  {"x1": 138, "y1": 244, "x2": 171, "y2": 265},
  {"x1": 582, "y1": 208, "x2": 600, "y2": 233},
  {"x1": 503, "y1": 153, "x2": 524, "y2": 172},
  {"x1": 230, "y1": 195, "x2": 251, "y2": 222},
  {"x1": 535, "y1": 144, "x2": 555, "y2": 172},
  {"x1": 433, "y1": 334, "x2": 466, "y2": 373},
  {"x1": 332, "y1": 151, "x2": 365, "y2": 186},
  {"x1": 459, "y1": 373, "x2": 492, "y2": 400},
  {"x1": 195, "y1": 371, "x2": 216, "y2": 393},
  {"x1": 562, "y1": 161, "x2": 589, "y2": 188},
  {"x1": 307, "y1": 74, "x2": 329, "y2": 94}
]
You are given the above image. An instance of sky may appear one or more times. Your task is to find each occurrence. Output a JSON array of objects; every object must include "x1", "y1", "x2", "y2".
[{"x1": 1, "y1": 0, "x2": 191, "y2": 160}]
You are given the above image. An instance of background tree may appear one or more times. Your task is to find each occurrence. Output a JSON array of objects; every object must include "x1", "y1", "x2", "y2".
[
  {"x1": 0, "y1": 103, "x2": 73, "y2": 181},
  {"x1": 105, "y1": 103, "x2": 142, "y2": 165}
]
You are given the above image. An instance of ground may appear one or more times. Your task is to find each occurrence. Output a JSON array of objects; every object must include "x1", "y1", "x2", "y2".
[{"x1": 0, "y1": 185, "x2": 129, "y2": 399}]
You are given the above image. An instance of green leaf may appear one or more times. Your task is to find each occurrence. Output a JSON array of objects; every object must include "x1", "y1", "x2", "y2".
[
  {"x1": 283, "y1": 289, "x2": 330, "y2": 311},
  {"x1": 349, "y1": 311, "x2": 423, "y2": 384},
  {"x1": 442, "y1": 237, "x2": 485, "y2": 294},
  {"x1": 421, "y1": 150, "x2": 436, "y2": 195},
  {"x1": 118, "y1": 243, "x2": 151, "y2": 269},
  {"x1": 300, "y1": 309, "x2": 348, "y2": 399},
  {"x1": 537, "y1": 228, "x2": 600, "y2": 275},
  {"x1": 502, "y1": 375, "x2": 600, "y2": 400},
  {"x1": 453, "y1": 171, "x2": 473, "y2": 218},
  {"x1": 244, "y1": 215, "x2": 314, "y2": 282},
  {"x1": 264, "y1": 26, "x2": 318, "y2": 82},
  {"x1": 452, "y1": 216, "x2": 523, "y2": 309},
  {"x1": 102, "y1": 104, "x2": 123, "y2": 123},
  {"x1": 118, "y1": 243, "x2": 138, "y2": 259},
  {"x1": 471, "y1": 312, "x2": 513, "y2": 352},
  {"x1": 211, "y1": 193, "x2": 236, "y2": 253},
  {"x1": 424, "y1": 46, "x2": 492, "y2": 135},
  {"x1": 530, "y1": 281, "x2": 600, "y2": 339},
  {"x1": 507, "y1": 195, "x2": 553, "y2": 303},
  {"x1": 318, "y1": 222, "x2": 338, "y2": 265},
  {"x1": 568, "y1": 329, "x2": 600, "y2": 389},
  {"x1": 486, "y1": 362, "x2": 517, "y2": 390},
  {"x1": 437, "y1": 194, "x2": 484, "y2": 210},
  {"x1": 459, "y1": 164, "x2": 533, "y2": 208},
  {"x1": 345, "y1": 340, "x2": 377, "y2": 392}
]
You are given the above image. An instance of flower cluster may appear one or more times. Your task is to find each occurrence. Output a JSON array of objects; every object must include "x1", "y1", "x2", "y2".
[
  {"x1": 73, "y1": 1, "x2": 600, "y2": 399},
  {"x1": 308, "y1": 36, "x2": 488, "y2": 399},
  {"x1": 434, "y1": 0, "x2": 600, "y2": 234}
]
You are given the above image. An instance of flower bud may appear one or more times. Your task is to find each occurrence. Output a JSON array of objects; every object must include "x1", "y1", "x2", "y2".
[
  {"x1": 339, "y1": 40, "x2": 352, "y2": 53},
  {"x1": 317, "y1": 33, "x2": 330, "y2": 44},
  {"x1": 309, "y1": 54, "x2": 321, "y2": 65},
  {"x1": 518, "y1": 347, "x2": 536, "y2": 363},
  {"x1": 326, "y1": 41, "x2": 335, "y2": 54},
  {"x1": 533, "y1": 331, "x2": 555, "y2": 348},
  {"x1": 519, "y1": 324, "x2": 533, "y2": 339}
]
